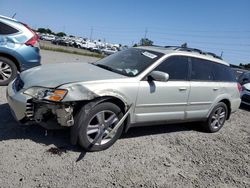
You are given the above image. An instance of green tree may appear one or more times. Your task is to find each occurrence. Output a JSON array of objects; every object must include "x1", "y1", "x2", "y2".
[
  {"x1": 37, "y1": 28, "x2": 47, "y2": 33},
  {"x1": 46, "y1": 28, "x2": 52, "y2": 34},
  {"x1": 139, "y1": 38, "x2": 153, "y2": 46},
  {"x1": 37, "y1": 28, "x2": 53, "y2": 34},
  {"x1": 56, "y1": 32, "x2": 66, "y2": 37}
]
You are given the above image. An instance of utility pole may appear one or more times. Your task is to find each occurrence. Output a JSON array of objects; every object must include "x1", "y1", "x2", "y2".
[
  {"x1": 144, "y1": 27, "x2": 148, "y2": 39},
  {"x1": 90, "y1": 27, "x2": 93, "y2": 41}
]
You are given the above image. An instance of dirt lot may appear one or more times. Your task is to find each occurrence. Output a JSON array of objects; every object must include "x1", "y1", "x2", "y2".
[{"x1": 0, "y1": 50, "x2": 249, "y2": 187}]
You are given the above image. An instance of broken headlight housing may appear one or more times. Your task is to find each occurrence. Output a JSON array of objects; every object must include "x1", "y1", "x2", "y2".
[{"x1": 23, "y1": 87, "x2": 68, "y2": 102}]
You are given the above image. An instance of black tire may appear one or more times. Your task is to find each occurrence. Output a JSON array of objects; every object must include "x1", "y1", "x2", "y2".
[
  {"x1": 0, "y1": 57, "x2": 18, "y2": 86},
  {"x1": 73, "y1": 102, "x2": 124, "y2": 151},
  {"x1": 203, "y1": 102, "x2": 228, "y2": 133}
]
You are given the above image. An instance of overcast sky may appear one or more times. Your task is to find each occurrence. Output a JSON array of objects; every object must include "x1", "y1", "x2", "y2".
[{"x1": 1, "y1": 0, "x2": 249, "y2": 65}]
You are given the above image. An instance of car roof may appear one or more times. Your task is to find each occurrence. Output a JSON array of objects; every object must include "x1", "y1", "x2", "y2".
[
  {"x1": 136, "y1": 46, "x2": 229, "y2": 66},
  {"x1": 0, "y1": 15, "x2": 18, "y2": 22}
]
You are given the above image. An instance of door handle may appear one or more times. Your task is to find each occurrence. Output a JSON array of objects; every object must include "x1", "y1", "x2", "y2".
[
  {"x1": 179, "y1": 87, "x2": 187, "y2": 91},
  {"x1": 213, "y1": 88, "x2": 219, "y2": 91}
]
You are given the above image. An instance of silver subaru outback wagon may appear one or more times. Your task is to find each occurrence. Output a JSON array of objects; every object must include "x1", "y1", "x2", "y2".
[{"x1": 7, "y1": 46, "x2": 241, "y2": 151}]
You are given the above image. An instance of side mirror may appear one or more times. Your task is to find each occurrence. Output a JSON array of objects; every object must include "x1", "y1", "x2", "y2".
[{"x1": 148, "y1": 71, "x2": 169, "y2": 82}]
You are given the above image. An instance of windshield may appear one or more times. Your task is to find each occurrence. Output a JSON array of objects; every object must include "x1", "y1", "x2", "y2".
[{"x1": 94, "y1": 48, "x2": 164, "y2": 77}]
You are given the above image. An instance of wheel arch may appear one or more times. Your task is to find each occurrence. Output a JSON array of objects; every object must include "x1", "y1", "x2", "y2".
[
  {"x1": 207, "y1": 96, "x2": 232, "y2": 120},
  {"x1": 219, "y1": 99, "x2": 231, "y2": 120},
  {"x1": 71, "y1": 96, "x2": 131, "y2": 145},
  {"x1": 0, "y1": 52, "x2": 21, "y2": 71}
]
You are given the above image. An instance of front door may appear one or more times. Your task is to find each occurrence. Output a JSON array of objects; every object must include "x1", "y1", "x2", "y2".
[{"x1": 135, "y1": 56, "x2": 190, "y2": 123}]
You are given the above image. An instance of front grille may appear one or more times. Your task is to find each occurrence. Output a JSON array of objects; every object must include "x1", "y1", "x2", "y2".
[
  {"x1": 242, "y1": 94, "x2": 250, "y2": 104},
  {"x1": 25, "y1": 99, "x2": 34, "y2": 120},
  {"x1": 14, "y1": 75, "x2": 24, "y2": 92}
]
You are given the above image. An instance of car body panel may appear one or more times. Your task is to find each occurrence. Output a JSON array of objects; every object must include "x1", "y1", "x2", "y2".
[
  {"x1": 186, "y1": 81, "x2": 221, "y2": 119},
  {"x1": 135, "y1": 80, "x2": 190, "y2": 122},
  {"x1": 20, "y1": 62, "x2": 126, "y2": 88},
  {"x1": 7, "y1": 80, "x2": 31, "y2": 120}
]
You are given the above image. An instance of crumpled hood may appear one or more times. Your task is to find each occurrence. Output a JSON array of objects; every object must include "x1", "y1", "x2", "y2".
[
  {"x1": 20, "y1": 63, "x2": 126, "y2": 88},
  {"x1": 243, "y1": 83, "x2": 250, "y2": 90}
]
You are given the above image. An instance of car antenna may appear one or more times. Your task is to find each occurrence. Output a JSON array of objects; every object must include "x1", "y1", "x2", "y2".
[
  {"x1": 12, "y1": 13, "x2": 17, "y2": 18},
  {"x1": 220, "y1": 51, "x2": 224, "y2": 58}
]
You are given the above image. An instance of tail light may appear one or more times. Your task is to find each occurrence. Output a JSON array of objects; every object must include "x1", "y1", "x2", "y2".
[
  {"x1": 22, "y1": 23, "x2": 39, "y2": 46},
  {"x1": 237, "y1": 83, "x2": 242, "y2": 92}
]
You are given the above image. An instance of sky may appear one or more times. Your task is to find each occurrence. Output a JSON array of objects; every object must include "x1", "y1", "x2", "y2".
[{"x1": 0, "y1": 0, "x2": 249, "y2": 65}]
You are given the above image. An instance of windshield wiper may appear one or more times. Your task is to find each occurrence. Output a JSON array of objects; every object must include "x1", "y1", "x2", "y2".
[
  {"x1": 94, "y1": 64, "x2": 129, "y2": 77},
  {"x1": 95, "y1": 64, "x2": 116, "y2": 72}
]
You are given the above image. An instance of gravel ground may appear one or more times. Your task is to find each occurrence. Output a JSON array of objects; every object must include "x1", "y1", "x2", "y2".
[{"x1": 0, "y1": 50, "x2": 249, "y2": 187}]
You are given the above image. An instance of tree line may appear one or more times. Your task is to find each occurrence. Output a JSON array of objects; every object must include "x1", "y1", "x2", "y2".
[
  {"x1": 239, "y1": 63, "x2": 250, "y2": 70},
  {"x1": 36, "y1": 28, "x2": 67, "y2": 37},
  {"x1": 36, "y1": 28, "x2": 155, "y2": 46}
]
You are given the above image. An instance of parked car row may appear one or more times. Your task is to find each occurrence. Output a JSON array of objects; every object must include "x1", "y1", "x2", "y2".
[{"x1": 38, "y1": 33, "x2": 123, "y2": 55}]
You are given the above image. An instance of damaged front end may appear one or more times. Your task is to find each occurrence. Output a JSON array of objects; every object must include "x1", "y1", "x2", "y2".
[
  {"x1": 23, "y1": 98, "x2": 75, "y2": 129},
  {"x1": 20, "y1": 84, "x2": 99, "y2": 129},
  {"x1": 19, "y1": 86, "x2": 78, "y2": 129}
]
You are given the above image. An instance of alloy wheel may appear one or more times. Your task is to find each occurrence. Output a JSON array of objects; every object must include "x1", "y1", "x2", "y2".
[
  {"x1": 86, "y1": 110, "x2": 119, "y2": 145},
  {"x1": 0, "y1": 61, "x2": 12, "y2": 81},
  {"x1": 210, "y1": 107, "x2": 226, "y2": 129}
]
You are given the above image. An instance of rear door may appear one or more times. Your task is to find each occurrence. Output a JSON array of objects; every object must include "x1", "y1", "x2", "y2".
[{"x1": 186, "y1": 57, "x2": 220, "y2": 119}]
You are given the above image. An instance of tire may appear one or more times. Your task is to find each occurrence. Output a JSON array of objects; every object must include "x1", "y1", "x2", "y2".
[
  {"x1": 0, "y1": 57, "x2": 18, "y2": 86},
  {"x1": 203, "y1": 102, "x2": 228, "y2": 133},
  {"x1": 74, "y1": 102, "x2": 124, "y2": 151}
]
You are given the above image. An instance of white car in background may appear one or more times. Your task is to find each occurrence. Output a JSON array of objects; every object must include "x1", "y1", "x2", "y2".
[{"x1": 40, "y1": 34, "x2": 56, "y2": 41}]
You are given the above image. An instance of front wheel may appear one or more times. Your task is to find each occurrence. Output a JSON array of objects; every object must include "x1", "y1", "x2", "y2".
[
  {"x1": 203, "y1": 102, "x2": 228, "y2": 133},
  {"x1": 74, "y1": 102, "x2": 124, "y2": 151}
]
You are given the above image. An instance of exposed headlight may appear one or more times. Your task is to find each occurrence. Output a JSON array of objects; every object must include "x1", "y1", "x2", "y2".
[{"x1": 23, "y1": 87, "x2": 68, "y2": 102}]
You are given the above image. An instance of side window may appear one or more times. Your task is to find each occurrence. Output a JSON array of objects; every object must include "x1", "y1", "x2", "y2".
[
  {"x1": 213, "y1": 63, "x2": 236, "y2": 82},
  {"x1": 0, "y1": 22, "x2": 19, "y2": 35},
  {"x1": 191, "y1": 57, "x2": 214, "y2": 81},
  {"x1": 154, "y1": 56, "x2": 189, "y2": 80}
]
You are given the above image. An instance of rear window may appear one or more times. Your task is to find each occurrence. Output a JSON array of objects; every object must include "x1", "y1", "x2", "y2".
[
  {"x1": 0, "y1": 22, "x2": 19, "y2": 35},
  {"x1": 191, "y1": 57, "x2": 236, "y2": 82},
  {"x1": 213, "y1": 63, "x2": 236, "y2": 82}
]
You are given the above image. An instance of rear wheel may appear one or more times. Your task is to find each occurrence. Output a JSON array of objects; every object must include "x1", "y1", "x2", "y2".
[
  {"x1": 204, "y1": 102, "x2": 228, "y2": 133},
  {"x1": 75, "y1": 102, "x2": 124, "y2": 151},
  {"x1": 0, "y1": 57, "x2": 17, "y2": 86}
]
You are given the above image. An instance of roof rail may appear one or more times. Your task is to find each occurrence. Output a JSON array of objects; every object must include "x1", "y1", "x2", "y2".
[{"x1": 164, "y1": 45, "x2": 223, "y2": 60}]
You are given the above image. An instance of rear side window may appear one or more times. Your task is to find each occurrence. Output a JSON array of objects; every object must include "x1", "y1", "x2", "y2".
[
  {"x1": 155, "y1": 56, "x2": 189, "y2": 80},
  {"x1": 213, "y1": 63, "x2": 236, "y2": 82},
  {"x1": 191, "y1": 57, "x2": 214, "y2": 81},
  {"x1": 0, "y1": 22, "x2": 19, "y2": 35}
]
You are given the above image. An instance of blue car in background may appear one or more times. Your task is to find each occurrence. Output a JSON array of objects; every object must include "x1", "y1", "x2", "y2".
[{"x1": 0, "y1": 15, "x2": 41, "y2": 85}]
